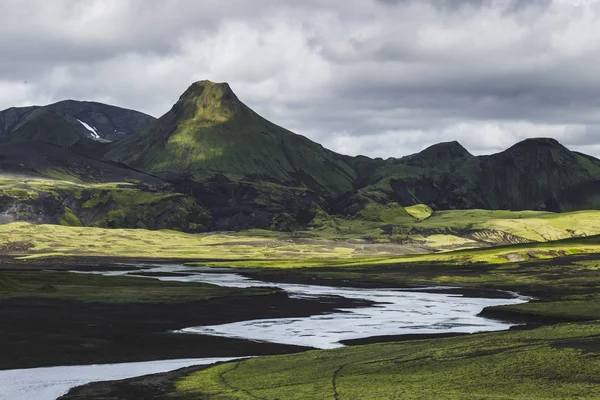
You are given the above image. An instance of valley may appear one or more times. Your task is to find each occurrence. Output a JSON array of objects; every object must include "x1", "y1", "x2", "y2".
[
  {"x1": 6, "y1": 2, "x2": 600, "y2": 398},
  {"x1": 3, "y1": 247, "x2": 600, "y2": 399},
  {"x1": 0, "y1": 261, "x2": 525, "y2": 399},
  {"x1": 2, "y1": 80, "x2": 600, "y2": 399}
]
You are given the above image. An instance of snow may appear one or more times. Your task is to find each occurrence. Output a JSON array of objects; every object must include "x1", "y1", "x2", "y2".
[{"x1": 76, "y1": 119, "x2": 101, "y2": 139}]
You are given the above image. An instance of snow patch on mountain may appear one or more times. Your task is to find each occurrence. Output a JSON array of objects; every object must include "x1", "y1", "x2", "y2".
[{"x1": 77, "y1": 119, "x2": 100, "y2": 139}]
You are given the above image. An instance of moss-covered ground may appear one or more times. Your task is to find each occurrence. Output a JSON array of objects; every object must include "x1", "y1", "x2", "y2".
[
  {"x1": 160, "y1": 253, "x2": 600, "y2": 399},
  {"x1": 0, "y1": 176, "x2": 211, "y2": 231},
  {"x1": 170, "y1": 322, "x2": 600, "y2": 400},
  {"x1": 5, "y1": 206, "x2": 600, "y2": 398},
  {"x1": 3, "y1": 208, "x2": 600, "y2": 265},
  {"x1": 0, "y1": 270, "x2": 266, "y2": 303},
  {"x1": 307, "y1": 206, "x2": 600, "y2": 244}
]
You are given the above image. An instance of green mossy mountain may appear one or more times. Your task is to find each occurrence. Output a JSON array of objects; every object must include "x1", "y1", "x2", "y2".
[
  {"x1": 0, "y1": 107, "x2": 205, "y2": 231},
  {"x1": 105, "y1": 81, "x2": 600, "y2": 219},
  {"x1": 349, "y1": 137, "x2": 600, "y2": 213},
  {"x1": 4, "y1": 79, "x2": 600, "y2": 232},
  {"x1": 106, "y1": 81, "x2": 357, "y2": 195},
  {"x1": 7, "y1": 111, "x2": 83, "y2": 149}
]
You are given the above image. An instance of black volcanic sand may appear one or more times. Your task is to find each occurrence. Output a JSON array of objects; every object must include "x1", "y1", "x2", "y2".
[
  {"x1": 0, "y1": 263, "x2": 373, "y2": 370},
  {"x1": 127, "y1": 271, "x2": 196, "y2": 277},
  {"x1": 45, "y1": 254, "x2": 600, "y2": 400},
  {"x1": 59, "y1": 364, "x2": 220, "y2": 400},
  {"x1": 0, "y1": 258, "x2": 532, "y2": 371}
]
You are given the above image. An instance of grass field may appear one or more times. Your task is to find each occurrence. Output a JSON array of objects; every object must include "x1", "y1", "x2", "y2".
[
  {"x1": 1, "y1": 205, "x2": 600, "y2": 264},
  {"x1": 159, "y1": 251, "x2": 600, "y2": 399},
  {"x1": 307, "y1": 206, "x2": 600, "y2": 243},
  {"x1": 4, "y1": 203, "x2": 600, "y2": 398},
  {"x1": 170, "y1": 322, "x2": 600, "y2": 400}
]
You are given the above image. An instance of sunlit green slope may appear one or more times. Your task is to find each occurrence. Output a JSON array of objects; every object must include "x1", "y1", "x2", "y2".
[{"x1": 106, "y1": 81, "x2": 357, "y2": 194}]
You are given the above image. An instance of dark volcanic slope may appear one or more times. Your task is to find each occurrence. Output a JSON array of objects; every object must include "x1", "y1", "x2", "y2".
[
  {"x1": 2, "y1": 79, "x2": 600, "y2": 232},
  {"x1": 0, "y1": 111, "x2": 162, "y2": 183},
  {"x1": 104, "y1": 80, "x2": 600, "y2": 213},
  {"x1": 0, "y1": 100, "x2": 155, "y2": 142},
  {"x1": 350, "y1": 138, "x2": 600, "y2": 211}
]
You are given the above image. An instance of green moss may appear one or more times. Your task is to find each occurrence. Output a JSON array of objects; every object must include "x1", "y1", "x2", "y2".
[
  {"x1": 58, "y1": 207, "x2": 81, "y2": 227},
  {"x1": 172, "y1": 322, "x2": 600, "y2": 399},
  {"x1": 357, "y1": 202, "x2": 414, "y2": 224},
  {"x1": 0, "y1": 275, "x2": 20, "y2": 291},
  {"x1": 490, "y1": 298, "x2": 600, "y2": 321},
  {"x1": 405, "y1": 203, "x2": 433, "y2": 220},
  {"x1": 0, "y1": 177, "x2": 210, "y2": 231},
  {"x1": 0, "y1": 271, "x2": 274, "y2": 303},
  {"x1": 106, "y1": 81, "x2": 357, "y2": 194},
  {"x1": 39, "y1": 169, "x2": 78, "y2": 182}
]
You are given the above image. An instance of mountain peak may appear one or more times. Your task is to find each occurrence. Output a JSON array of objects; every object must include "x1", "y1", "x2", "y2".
[
  {"x1": 403, "y1": 140, "x2": 473, "y2": 168},
  {"x1": 423, "y1": 140, "x2": 471, "y2": 156},
  {"x1": 507, "y1": 137, "x2": 564, "y2": 152},
  {"x1": 175, "y1": 80, "x2": 242, "y2": 123},
  {"x1": 186, "y1": 80, "x2": 235, "y2": 97},
  {"x1": 180, "y1": 80, "x2": 239, "y2": 102}
]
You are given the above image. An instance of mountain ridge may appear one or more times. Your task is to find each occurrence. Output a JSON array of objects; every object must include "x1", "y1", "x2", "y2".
[
  {"x1": 0, "y1": 100, "x2": 156, "y2": 142},
  {"x1": 1, "y1": 79, "x2": 600, "y2": 231},
  {"x1": 106, "y1": 80, "x2": 358, "y2": 195}
]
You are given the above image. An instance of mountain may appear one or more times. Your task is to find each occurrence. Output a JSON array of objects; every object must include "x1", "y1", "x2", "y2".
[
  {"x1": 0, "y1": 109, "x2": 162, "y2": 183},
  {"x1": 0, "y1": 100, "x2": 155, "y2": 142},
  {"x1": 0, "y1": 109, "x2": 211, "y2": 232},
  {"x1": 476, "y1": 138, "x2": 600, "y2": 210},
  {"x1": 102, "y1": 80, "x2": 600, "y2": 229},
  {"x1": 0, "y1": 98, "x2": 161, "y2": 183},
  {"x1": 3, "y1": 79, "x2": 600, "y2": 232},
  {"x1": 351, "y1": 137, "x2": 600, "y2": 212},
  {"x1": 106, "y1": 81, "x2": 357, "y2": 195}
]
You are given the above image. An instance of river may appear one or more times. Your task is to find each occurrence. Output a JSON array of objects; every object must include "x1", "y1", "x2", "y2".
[{"x1": 0, "y1": 264, "x2": 528, "y2": 400}]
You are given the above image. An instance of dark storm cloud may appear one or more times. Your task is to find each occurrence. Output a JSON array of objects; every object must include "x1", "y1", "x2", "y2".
[{"x1": 0, "y1": 0, "x2": 599, "y2": 158}]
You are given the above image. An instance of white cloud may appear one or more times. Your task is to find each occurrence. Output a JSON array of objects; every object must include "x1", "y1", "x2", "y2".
[{"x1": 1, "y1": 0, "x2": 600, "y2": 158}]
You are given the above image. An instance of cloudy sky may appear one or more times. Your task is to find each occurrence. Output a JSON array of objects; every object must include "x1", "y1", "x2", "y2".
[{"x1": 1, "y1": 0, "x2": 600, "y2": 158}]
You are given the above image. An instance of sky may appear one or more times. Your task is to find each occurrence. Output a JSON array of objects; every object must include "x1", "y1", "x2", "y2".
[{"x1": 1, "y1": 0, "x2": 600, "y2": 158}]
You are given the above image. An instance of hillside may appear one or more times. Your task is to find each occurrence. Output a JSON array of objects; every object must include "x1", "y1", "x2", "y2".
[
  {"x1": 0, "y1": 177, "x2": 211, "y2": 232},
  {"x1": 0, "y1": 100, "x2": 155, "y2": 142},
  {"x1": 2, "y1": 80, "x2": 600, "y2": 232},
  {"x1": 351, "y1": 138, "x2": 600, "y2": 213},
  {"x1": 105, "y1": 81, "x2": 357, "y2": 195},
  {"x1": 0, "y1": 110, "x2": 163, "y2": 183},
  {"x1": 104, "y1": 80, "x2": 600, "y2": 224}
]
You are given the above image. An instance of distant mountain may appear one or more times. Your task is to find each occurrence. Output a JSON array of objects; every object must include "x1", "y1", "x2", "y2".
[
  {"x1": 0, "y1": 98, "x2": 162, "y2": 184},
  {"x1": 353, "y1": 137, "x2": 600, "y2": 212},
  {"x1": 0, "y1": 105, "x2": 207, "y2": 232},
  {"x1": 105, "y1": 81, "x2": 357, "y2": 195},
  {"x1": 0, "y1": 100, "x2": 155, "y2": 142}
]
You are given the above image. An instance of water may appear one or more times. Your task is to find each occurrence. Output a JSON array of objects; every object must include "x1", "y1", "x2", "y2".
[
  {"x1": 119, "y1": 265, "x2": 527, "y2": 349},
  {"x1": 0, "y1": 264, "x2": 528, "y2": 399},
  {"x1": 0, "y1": 358, "x2": 236, "y2": 400}
]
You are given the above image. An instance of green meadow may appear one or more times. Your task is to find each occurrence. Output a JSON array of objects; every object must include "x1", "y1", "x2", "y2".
[
  {"x1": 164, "y1": 246, "x2": 600, "y2": 399},
  {"x1": 2, "y1": 205, "x2": 600, "y2": 265},
  {"x1": 5, "y1": 201, "x2": 600, "y2": 399},
  {"x1": 171, "y1": 322, "x2": 600, "y2": 400}
]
